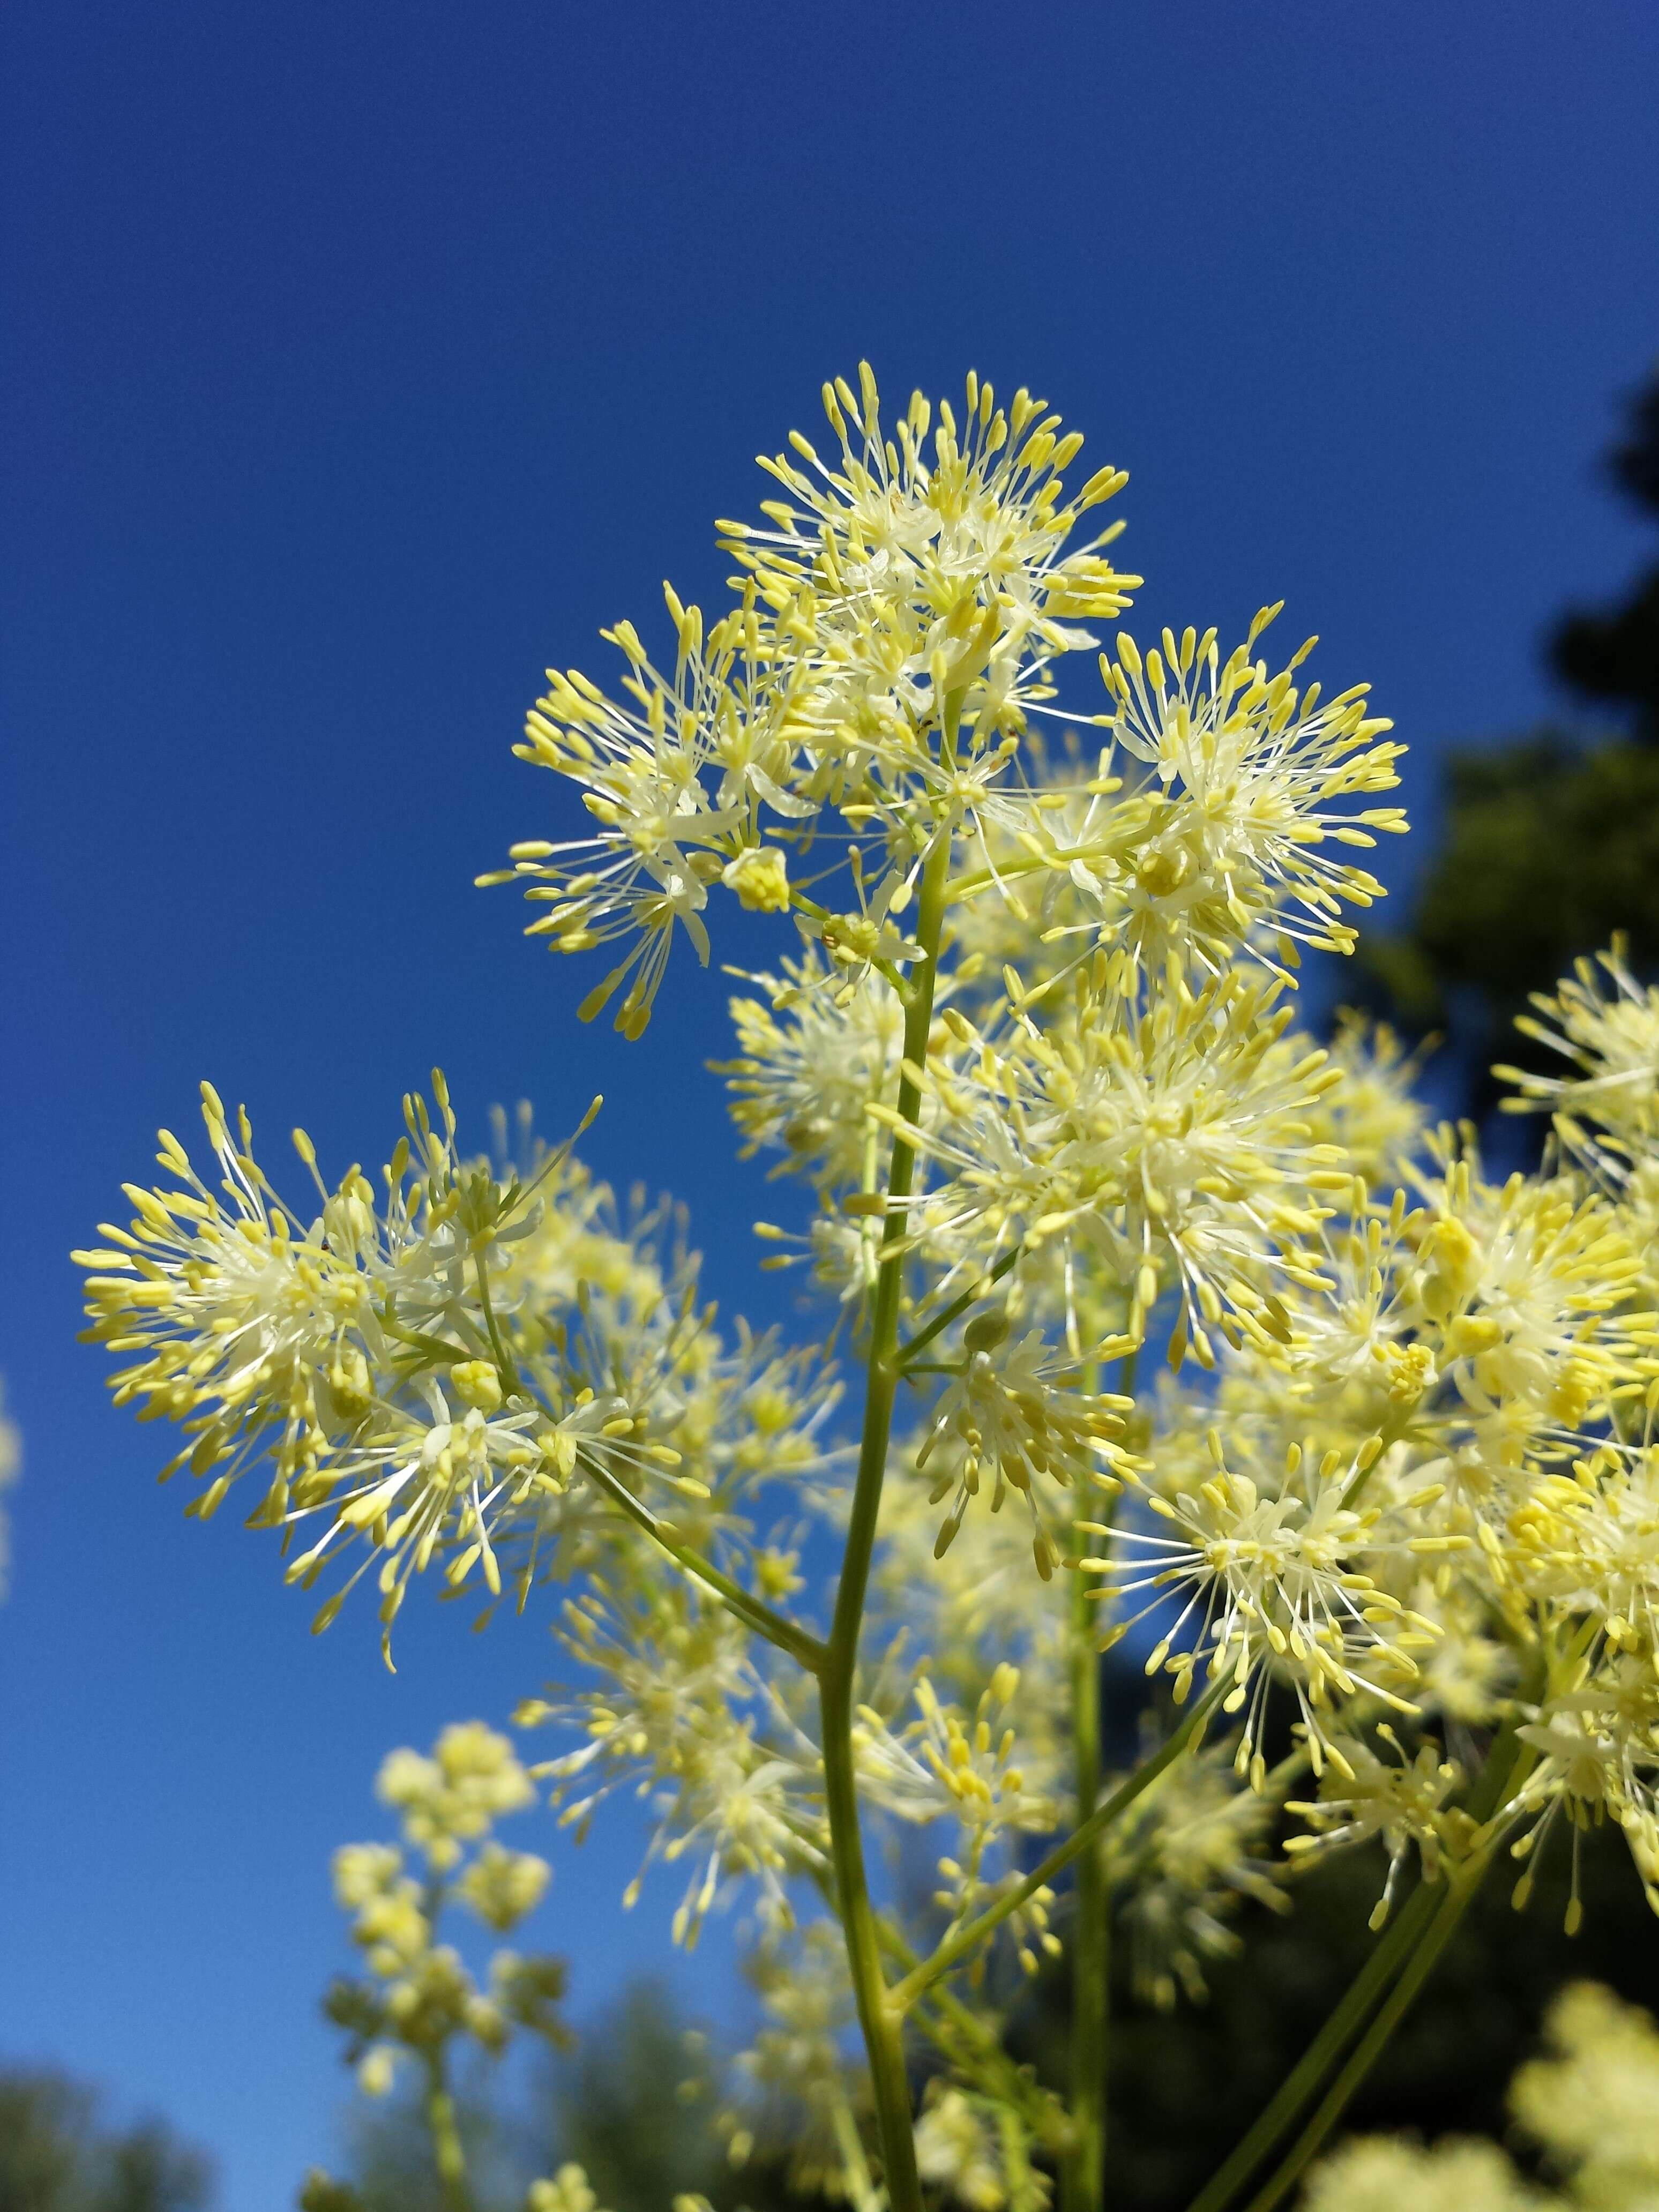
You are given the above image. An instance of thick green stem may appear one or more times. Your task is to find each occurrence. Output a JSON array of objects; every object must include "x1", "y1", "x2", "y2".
[
  {"x1": 821, "y1": 1661, "x2": 923, "y2": 2212},
  {"x1": 1063, "y1": 1543, "x2": 1108, "y2": 2212},
  {"x1": 819, "y1": 737, "x2": 960, "y2": 2212},
  {"x1": 1063, "y1": 1335, "x2": 1133, "y2": 2212},
  {"x1": 424, "y1": 2054, "x2": 472, "y2": 2212}
]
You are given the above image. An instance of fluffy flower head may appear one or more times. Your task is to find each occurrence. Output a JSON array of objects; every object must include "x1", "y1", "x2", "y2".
[{"x1": 1098, "y1": 606, "x2": 1404, "y2": 974}]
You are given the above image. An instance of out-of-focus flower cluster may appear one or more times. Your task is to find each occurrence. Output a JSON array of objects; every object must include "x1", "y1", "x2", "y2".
[
  {"x1": 720, "y1": 1924, "x2": 878, "y2": 2208},
  {"x1": 1302, "y1": 1979, "x2": 1659, "y2": 2212},
  {"x1": 519, "y1": 1575, "x2": 828, "y2": 1947},
  {"x1": 319, "y1": 1723, "x2": 569, "y2": 2108},
  {"x1": 1105, "y1": 1732, "x2": 1293, "y2": 2008}
]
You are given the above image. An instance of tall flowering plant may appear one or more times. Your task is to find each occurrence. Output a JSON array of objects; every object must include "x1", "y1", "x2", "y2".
[{"x1": 78, "y1": 369, "x2": 1659, "y2": 2212}]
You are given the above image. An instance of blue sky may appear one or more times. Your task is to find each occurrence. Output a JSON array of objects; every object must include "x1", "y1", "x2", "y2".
[{"x1": 3, "y1": 2, "x2": 1658, "y2": 2203}]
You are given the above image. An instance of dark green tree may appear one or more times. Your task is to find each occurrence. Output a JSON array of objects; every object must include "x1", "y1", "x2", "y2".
[
  {"x1": 0, "y1": 2073, "x2": 213, "y2": 2212},
  {"x1": 1364, "y1": 731, "x2": 1659, "y2": 1028},
  {"x1": 1362, "y1": 362, "x2": 1659, "y2": 1101},
  {"x1": 322, "y1": 1983, "x2": 813, "y2": 2212},
  {"x1": 534, "y1": 1983, "x2": 735, "y2": 2212},
  {"x1": 1551, "y1": 361, "x2": 1659, "y2": 741},
  {"x1": 1007, "y1": 1825, "x2": 1659, "y2": 2212}
]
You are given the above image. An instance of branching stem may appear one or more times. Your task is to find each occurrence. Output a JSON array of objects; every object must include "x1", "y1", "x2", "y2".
[
  {"x1": 1063, "y1": 1533, "x2": 1107, "y2": 2212},
  {"x1": 1180, "y1": 1877, "x2": 1442, "y2": 2212},
  {"x1": 877, "y1": 1917, "x2": 1067, "y2": 2148},
  {"x1": 579, "y1": 1454, "x2": 827, "y2": 1672},
  {"x1": 818, "y1": 699, "x2": 964, "y2": 2212},
  {"x1": 1186, "y1": 1719, "x2": 1538, "y2": 2212},
  {"x1": 893, "y1": 1246, "x2": 1021, "y2": 1371},
  {"x1": 891, "y1": 1675, "x2": 1228, "y2": 2013},
  {"x1": 1234, "y1": 1723, "x2": 1542, "y2": 2212},
  {"x1": 1240, "y1": 1874, "x2": 1475, "y2": 2212}
]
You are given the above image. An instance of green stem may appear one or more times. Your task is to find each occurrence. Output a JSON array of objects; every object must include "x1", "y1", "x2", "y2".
[
  {"x1": 892, "y1": 1676, "x2": 1228, "y2": 2013},
  {"x1": 998, "y1": 2102, "x2": 1047, "y2": 2212},
  {"x1": 948, "y1": 839, "x2": 1115, "y2": 903},
  {"x1": 1062, "y1": 1334, "x2": 1135, "y2": 2212},
  {"x1": 831, "y1": 2095, "x2": 884, "y2": 2212},
  {"x1": 876, "y1": 1916, "x2": 1067, "y2": 2147},
  {"x1": 423, "y1": 2053, "x2": 472, "y2": 2212},
  {"x1": 1187, "y1": 1718, "x2": 1535, "y2": 2212},
  {"x1": 1063, "y1": 1518, "x2": 1108, "y2": 2212},
  {"x1": 473, "y1": 1248, "x2": 521, "y2": 1396},
  {"x1": 893, "y1": 1245, "x2": 1021, "y2": 1371},
  {"x1": 379, "y1": 1311, "x2": 483, "y2": 1367},
  {"x1": 1240, "y1": 1876, "x2": 1479, "y2": 2212},
  {"x1": 1235, "y1": 1724, "x2": 1540, "y2": 2212},
  {"x1": 819, "y1": 716, "x2": 962, "y2": 2212},
  {"x1": 579, "y1": 1454, "x2": 827, "y2": 1671},
  {"x1": 1181, "y1": 1878, "x2": 1442, "y2": 2212}
]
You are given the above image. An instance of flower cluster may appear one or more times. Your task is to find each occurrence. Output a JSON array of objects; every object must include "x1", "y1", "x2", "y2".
[
  {"x1": 1089, "y1": 1428, "x2": 1437, "y2": 1784},
  {"x1": 1076, "y1": 1094, "x2": 1659, "y2": 1919},
  {"x1": 1304, "y1": 1981, "x2": 1659, "y2": 2212},
  {"x1": 74, "y1": 1088, "x2": 836, "y2": 1661},
  {"x1": 81, "y1": 367, "x2": 1659, "y2": 2212},
  {"x1": 1284, "y1": 1726, "x2": 1467, "y2": 1927},
  {"x1": 856, "y1": 1667, "x2": 1063, "y2": 1977},
  {"x1": 915, "y1": 1318, "x2": 1134, "y2": 1574},
  {"x1": 1097, "y1": 608, "x2": 1405, "y2": 976},
  {"x1": 521, "y1": 1579, "x2": 827, "y2": 1946},
  {"x1": 1105, "y1": 1731, "x2": 1292, "y2": 2006},
  {"x1": 319, "y1": 1724, "x2": 569, "y2": 2105},
  {"x1": 877, "y1": 969, "x2": 1349, "y2": 1374},
  {"x1": 484, "y1": 368, "x2": 1138, "y2": 1037}
]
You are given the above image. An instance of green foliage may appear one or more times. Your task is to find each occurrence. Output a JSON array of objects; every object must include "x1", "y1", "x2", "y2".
[
  {"x1": 1370, "y1": 362, "x2": 1659, "y2": 1074},
  {"x1": 1551, "y1": 361, "x2": 1659, "y2": 743},
  {"x1": 0, "y1": 2072, "x2": 212, "y2": 2212},
  {"x1": 1369, "y1": 733, "x2": 1659, "y2": 1032},
  {"x1": 535, "y1": 1986, "x2": 735, "y2": 2212},
  {"x1": 1554, "y1": 572, "x2": 1659, "y2": 743},
  {"x1": 327, "y1": 1984, "x2": 814, "y2": 2212},
  {"x1": 1002, "y1": 1822, "x2": 1659, "y2": 2211}
]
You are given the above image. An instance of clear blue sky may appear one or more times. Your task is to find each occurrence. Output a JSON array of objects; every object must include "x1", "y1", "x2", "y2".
[{"x1": 3, "y1": 3, "x2": 1658, "y2": 2204}]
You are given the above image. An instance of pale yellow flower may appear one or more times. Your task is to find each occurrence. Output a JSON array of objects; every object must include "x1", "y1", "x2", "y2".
[
  {"x1": 1098, "y1": 606, "x2": 1404, "y2": 975},
  {"x1": 1511, "y1": 1981, "x2": 1659, "y2": 2207}
]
